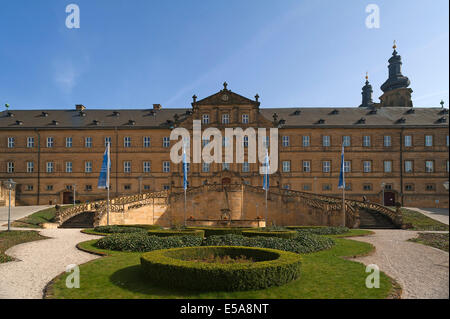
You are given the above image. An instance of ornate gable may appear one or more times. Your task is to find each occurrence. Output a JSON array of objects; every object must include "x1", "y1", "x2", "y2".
[{"x1": 193, "y1": 82, "x2": 260, "y2": 107}]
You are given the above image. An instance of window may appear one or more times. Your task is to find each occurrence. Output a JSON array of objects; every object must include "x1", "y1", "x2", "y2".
[
  {"x1": 425, "y1": 160, "x2": 434, "y2": 173},
  {"x1": 344, "y1": 161, "x2": 351, "y2": 173},
  {"x1": 322, "y1": 184, "x2": 331, "y2": 191},
  {"x1": 66, "y1": 162, "x2": 72, "y2": 173},
  {"x1": 345, "y1": 183, "x2": 352, "y2": 191},
  {"x1": 425, "y1": 184, "x2": 436, "y2": 191},
  {"x1": 384, "y1": 184, "x2": 393, "y2": 190},
  {"x1": 363, "y1": 184, "x2": 372, "y2": 191},
  {"x1": 46, "y1": 185, "x2": 53, "y2": 191},
  {"x1": 322, "y1": 136, "x2": 330, "y2": 147},
  {"x1": 124, "y1": 184, "x2": 131, "y2": 190},
  {"x1": 404, "y1": 160, "x2": 413, "y2": 173},
  {"x1": 85, "y1": 161, "x2": 92, "y2": 173},
  {"x1": 66, "y1": 137, "x2": 72, "y2": 148},
  {"x1": 7, "y1": 162, "x2": 14, "y2": 173},
  {"x1": 163, "y1": 185, "x2": 170, "y2": 190},
  {"x1": 243, "y1": 136, "x2": 249, "y2": 148},
  {"x1": 242, "y1": 162, "x2": 250, "y2": 172},
  {"x1": 144, "y1": 185, "x2": 151, "y2": 191},
  {"x1": 163, "y1": 137, "x2": 170, "y2": 148},
  {"x1": 282, "y1": 136, "x2": 290, "y2": 147},
  {"x1": 222, "y1": 114, "x2": 229, "y2": 124},
  {"x1": 242, "y1": 114, "x2": 249, "y2": 124},
  {"x1": 405, "y1": 184, "x2": 414, "y2": 191},
  {"x1": 124, "y1": 161, "x2": 131, "y2": 173},
  {"x1": 163, "y1": 161, "x2": 170, "y2": 173},
  {"x1": 202, "y1": 114, "x2": 209, "y2": 124},
  {"x1": 322, "y1": 161, "x2": 331, "y2": 173},
  {"x1": 404, "y1": 135, "x2": 412, "y2": 147},
  {"x1": 143, "y1": 137, "x2": 151, "y2": 148},
  {"x1": 7, "y1": 137, "x2": 15, "y2": 148},
  {"x1": 85, "y1": 137, "x2": 92, "y2": 148},
  {"x1": 27, "y1": 137, "x2": 35, "y2": 148},
  {"x1": 143, "y1": 161, "x2": 151, "y2": 173},
  {"x1": 222, "y1": 163, "x2": 230, "y2": 170},
  {"x1": 363, "y1": 161, "x2": 371, "y2": 173},
  {"x1": 302, "y1": 184, "x2": 312, "y2": 191},
  {"x1": 383, "y1": 136, "x2": 392, "y2": 147},
  {"x1": 282, "y1": 161, "x2": 291, "y2": 172},
  {"x1": 384, "y1": 161, "x2": 392, "y2": 173},
  {"x1": 27, "y1": 162, "x2": 34, "y2": 173},
  {"x1": 302, "y1": 136, "x2": 310, "y2": 147},
  {"x1": 46, "y1": 137, "x2": 54, "y2": 148},
  {"x1": 425, "y1": 135, "x2": 433, "y2": 147},
  {"x1": 105, "y1": 137, "x2": 112, "y2": 147},
  {"x1": 303, "y1": 161, "x2": 311, "y2": 172},
  {"x1": 342, "y1": 136, "x2": 351, "y2": 147},
  {"x1": 46, "y1": 162, "x2": 54, "y2": 173},
  {"x1": 26, "y1": 185, "x2": 33, "y2": 191},
  {"x1": 202, "y1": 162, "x2": 210, "y2": 173},
  {"x1": 363, "y1": 136, "x2": 371, "y2": 147},
  {"x1": 124, "y1": 137, "x2": 131, "y2": 148},
  {"x1": 85, "y1": 185, "x2": 92, "y2": 191}
]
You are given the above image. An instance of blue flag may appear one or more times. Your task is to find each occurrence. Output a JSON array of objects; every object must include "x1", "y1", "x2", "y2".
[
  {"x1": 98, "y1": 143, "x2": 110, "y2": 189},
  {"x1": 182, "y1": 143, "x2": 188, "y2": 190},
  {"x1": 338, "y1": 145, "x2": 345, "y2": 189},
  {"x1": 263, "y1": 149, "x2": 269, "y2": 191}
]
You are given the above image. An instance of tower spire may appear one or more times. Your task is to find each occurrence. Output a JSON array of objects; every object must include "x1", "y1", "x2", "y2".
[{"x1": 359, "y1": 72, "x2": 373, "y2": 107}]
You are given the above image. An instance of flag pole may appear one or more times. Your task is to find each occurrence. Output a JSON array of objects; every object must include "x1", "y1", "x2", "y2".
[
  {"x1": 107, "y1": 142, "x2": 110, "y2": 226},
  {"x1": 341, "y1": 145, "x2": 346, "y2": 227},
  {"x1": 183, "y1": 141, "x2": 187, "y2": 227}
]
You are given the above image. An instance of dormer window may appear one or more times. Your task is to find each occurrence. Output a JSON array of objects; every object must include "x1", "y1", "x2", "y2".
[
  {"x1": 406, "y1": 108, "x2": 415, "y2": 114},
  {"x1": 52, "y1": 120, "x2": 59, "y2": 125},
  {"x1": 128, "y1": 120, "x2": 136, "y2": 126},
  {"x1": 317, "y1": 119, "x2": 325, "y2": 124},
  {"x1": 79, "y1": 111, "x2": 86, "y2": 117},
  {"x1": 293, "y1": 110, "x2": 301, "y2": 116},
  {"x1": 16, "y1": 120, "x2": 23, "y2": 125},
  {"x1": 92, "y1": 120, "x2": 100, "y2": 125},
  {"x1": 41, "y1": 112, "x2": 48, "y2": 117},
  {"x1": 113, "y1": 111, "x2": 120, "y2": 117},
  {"x1": 368, "y1": 108, "x2": 377, "y2": 115},
  {"x1": 357, "y1": 118, "x2": 366, "y2": 124},
  {"x1": 330, "y1": 109, "x2": 339, "y2": 115},
  {"x1": 397, "y1": 117, "x2": 406, "y2": 124},
  {"x1": 6, "y1": 112, "x2": 14, "y2": 117},
  {"x1": 437, "y1": 117, "x2": 447, "y2": 123}
]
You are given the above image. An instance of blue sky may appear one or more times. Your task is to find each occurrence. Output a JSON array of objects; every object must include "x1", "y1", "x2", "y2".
[{"x1": 0, "y1": 0, "x2": 448, "y2": 110}]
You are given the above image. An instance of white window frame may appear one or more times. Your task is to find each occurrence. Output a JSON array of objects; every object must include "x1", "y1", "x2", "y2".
[
  {"x1": 282, "y1": 161, "x2": 291, "y2": 172},
  {"x1": 282, "y1": 136, "x2": 290, "y2": 147},
  {"x1": 242, "y1": 162, "x2": 250, "y2": 172},
  {"x1": 143, "y1": 136, "x2": 151, "y2": 148},
  {"x1": 363, "y1": 136, "x2": 371, "y2": 147},
  {"x1": 124, "y1": 137, "x2": 131, "y2": 148},
  {"x1": 85, "y1": 137, "x2": 92, "y2": 148},
  {"x1": 105, "y1": 137, "x2": 112, "y2": 147},
  {"x1": 303, "y1": 161, "x2": 311, "y2": 172},
  {"x1": 342, "y1": 136, "x2": 351, "y2": 147},
  {"x1": 124, "y1": 161, "x2": 131, "y2": 173},
  {"x1": 7, "y1": 137, "x2": 15, "y2": 148},
  {"x1": 46, "y1": 137, "x2": 54, "y2": 148},
  {"x1": 202, "y1": 114, "x2": 209, "y2": 124},
  {"x1": 322, "y1": 161, "x2": 331, "y2": 173},
  {"x1": 425, "y1": 135, "x2": 433, "y2": 147},
  {"x1": 363, "y1": 161, "x2": 371, "y2": 173},
  {"x1": 85, "y1": 161, "x2": 93, "y2": 173},
  {"x1": 202, "y1": 162, "x2": 210, "y2": 173},
  {"x1": 384, "y1": 160, "x2": 392, "y2": 173},
  {"x1": 46, "y1": 162, "x2": 54, "y2": 173},
  {"x1": 404, "y1": 160, "x2": 413, "y2": 173},
  {"x1": 7, "y1": 162, "x2": 14, "y2": 173},
  {"x1": 404, "y1": 135, "x2": 412, "y2": 147},
  {"x1": 163, "y1": 137, "x2": 170, "y2": 148},
  {"x1": 425, "y1": 160, "x2": 434, "y2": 173},
  {"x1": 302, "y1": 136, "x2": 310, "y2": 147},
  {"x1": 143, "y1": 161, "x2": 151, "y2": 173},
  {"x1": 344, "y1": 161, "x2": 351, "y2": 173},
  {"x1": 242, "y1": 114, "x2": 249, "y2": 124},
  {"x1": 163, "y1": 161, "x2": 170, "y2": 173},
  {"x1": 27, "y1": 137, "x2": 35, "y2": 148},
  {"x1": 66, "y1": 162, "x2": 73, "y2": 173},
  {"x1": 222, "y1": 114, "x2": 229, "y2": 124},
  {"x1": 27, "y1": 162, "x2": 34, "y2": 173},
  {"x1": 383, "y1": 136, "x2": 392, "y2": 147},
  {"x1": 66, "y1": 137, "x2": 73, "y2": 148},
  {"x1": 322, "y1": 136, "x2": 330, "y2": 147}
]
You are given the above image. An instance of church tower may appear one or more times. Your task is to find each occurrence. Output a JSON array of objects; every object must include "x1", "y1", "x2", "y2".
[
  {"x1": 359, "y1": 73, "x2": 374, "y2": 107},
  {"x1": 379, "y1": 42, "x2": 413, "y2": 107}
]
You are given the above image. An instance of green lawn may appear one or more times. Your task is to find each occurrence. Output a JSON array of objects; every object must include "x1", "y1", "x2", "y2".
[
  {"x1": 400, "y1": 208, "x2": 449, "y2": 231},
  {"x1": 0, "y1": 230, "x2": 47, "y2": 263},
  {"x1": 11, "y1": 206, "x2": 71, "y2": 228},
  {"x1": 409, "y1": 232, "x2": 449, "y2": 252},
  {"x1": 46, "y1": 229, "x2": 394, "y2": 299}
]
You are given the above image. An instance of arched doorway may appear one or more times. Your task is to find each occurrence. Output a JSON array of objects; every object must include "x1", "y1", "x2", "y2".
[{"x1": 384, "y1": 192, "x2": 396, "y2": 206}]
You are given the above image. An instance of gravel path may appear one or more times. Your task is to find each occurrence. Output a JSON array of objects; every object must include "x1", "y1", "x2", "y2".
[
  {"x1": 351, "y1": 230, "x2": 449, "y2": 299},
  {"x1": 0, "y1": 229, "x2": 100, "y2": 299},
  {"x1": 404, "y1": 207, "x2": 449, "y2": 225}
]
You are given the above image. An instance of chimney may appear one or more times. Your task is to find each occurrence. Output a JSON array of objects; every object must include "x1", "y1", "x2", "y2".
[
  {"x1": 153, "y1": 104, "x2": 162, "y2": 110},
  {"x1": 76, "y1": 104, "x2": 86, "y2": 111}
]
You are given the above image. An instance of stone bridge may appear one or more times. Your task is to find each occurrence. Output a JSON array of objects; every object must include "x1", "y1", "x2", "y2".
[{"x1": 55, "y1": 183, "x2": 403, "y2": 229}]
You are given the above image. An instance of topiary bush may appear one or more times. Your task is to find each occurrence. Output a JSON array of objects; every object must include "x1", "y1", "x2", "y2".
[
  {"x1": 288, "y1": 226, "x2": 349, "y2": 235},
  {"x1": 204, "y1": 233, "x2": 334, "y2": 254},
  {"x1": 140, "y1": 246, "x2": 302, "y2": 291},
  {"x1": 186, "y1": 227, "x2": 252, "y2": 237},
  {"x1": 147, "y1": 229, "x2": 205, "y2": 238},
  {"x1": 242, "y1": 230, "x2": 298, "y2": 239},
  {"x1": 93, "y1": 225, "x2": 147, "y2": 234},
  {"x1": 94, "y1": 233, "x2": 202, "y2": 252}
]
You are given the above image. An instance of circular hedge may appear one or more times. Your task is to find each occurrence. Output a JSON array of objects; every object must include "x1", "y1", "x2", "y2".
[
  {"x1": 93, "y1": 225, "x2": 147, "y2": 234},
  {"x1": 286, "y1": 226, "x2": 349, "y2": 235},
  {"x1": 186, "y1": 227, "x2": 253, "y2": 237},
  {"x1": 147, "y1": 229, "x2": 205, "y2": 238},
  {"x1": 242, "y1": 230, "x2": 298, "y2": 239},
  {"x1": 140, "y1": 246, "x2": 301, "y2": 291}
]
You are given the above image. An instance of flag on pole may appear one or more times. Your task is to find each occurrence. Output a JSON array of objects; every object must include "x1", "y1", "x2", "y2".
[
  {"x1": 98, "y1": 143, "x2": 111, "y2": 189},
  {"x1": 182, "y1": 142, "x2": 188, "y2": 190},
  {"x1": 338, "y1": 145, "x2": 345, "y2": 189},
  {"x1": 262, "y1": 149, "x2": 270, "y2": 190}
]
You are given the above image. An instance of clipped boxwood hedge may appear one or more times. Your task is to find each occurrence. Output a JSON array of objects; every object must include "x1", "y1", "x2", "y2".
[
  {"x1": 287, "y1": 226, "x2": 350, "y2": 235},
  {"x1": 93, "y1": 225, "x2": 147, "y2": 234},
  {"x1": 186, "y1": 227, "x2": 253, "y2": 237},
  {"x1": 242, "y1": 230, "x2": 298, "y2": 239},
  {"x1": 121, "y1": 224, "x2": 162, "y2": 230},
  {"x1": 95, "y1": 233, "x2": 203, "y2": 252},
  {"x1": 140, "y1": 246, "x2": 301, "y2": 291},
  {"x1": 205, "y1": 233, "x2": 334, "y2": 254},
  {"x1": 147, "y1": 229, "x2": 205, "y2": 238}
]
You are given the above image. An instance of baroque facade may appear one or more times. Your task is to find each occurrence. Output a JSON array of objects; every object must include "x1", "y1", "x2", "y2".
[{"x1": 0, "y1": 47, "x2": 449, "y2": 208}]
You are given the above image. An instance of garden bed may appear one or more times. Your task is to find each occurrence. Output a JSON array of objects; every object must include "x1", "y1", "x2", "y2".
[
  {"x1": 147, "y1": 229, "x2": 205, "y2": 238},
  {"x1": 242, "y1": 230, "x2": 298, "y2": 239},
  {"x1": 140, "y1": 246, "x2": 301, "y2": 291}
]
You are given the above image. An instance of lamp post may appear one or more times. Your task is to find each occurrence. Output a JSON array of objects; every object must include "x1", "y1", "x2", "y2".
[
  {"x1": 3, "y1": 179, "x2": 16, "y2": 231},
  {"x1": 73, "y1": 184, "x2": 76, "y2": 206},
  {"x1": 381, "y1": 182, "x2": 386, "y2": 206}
]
